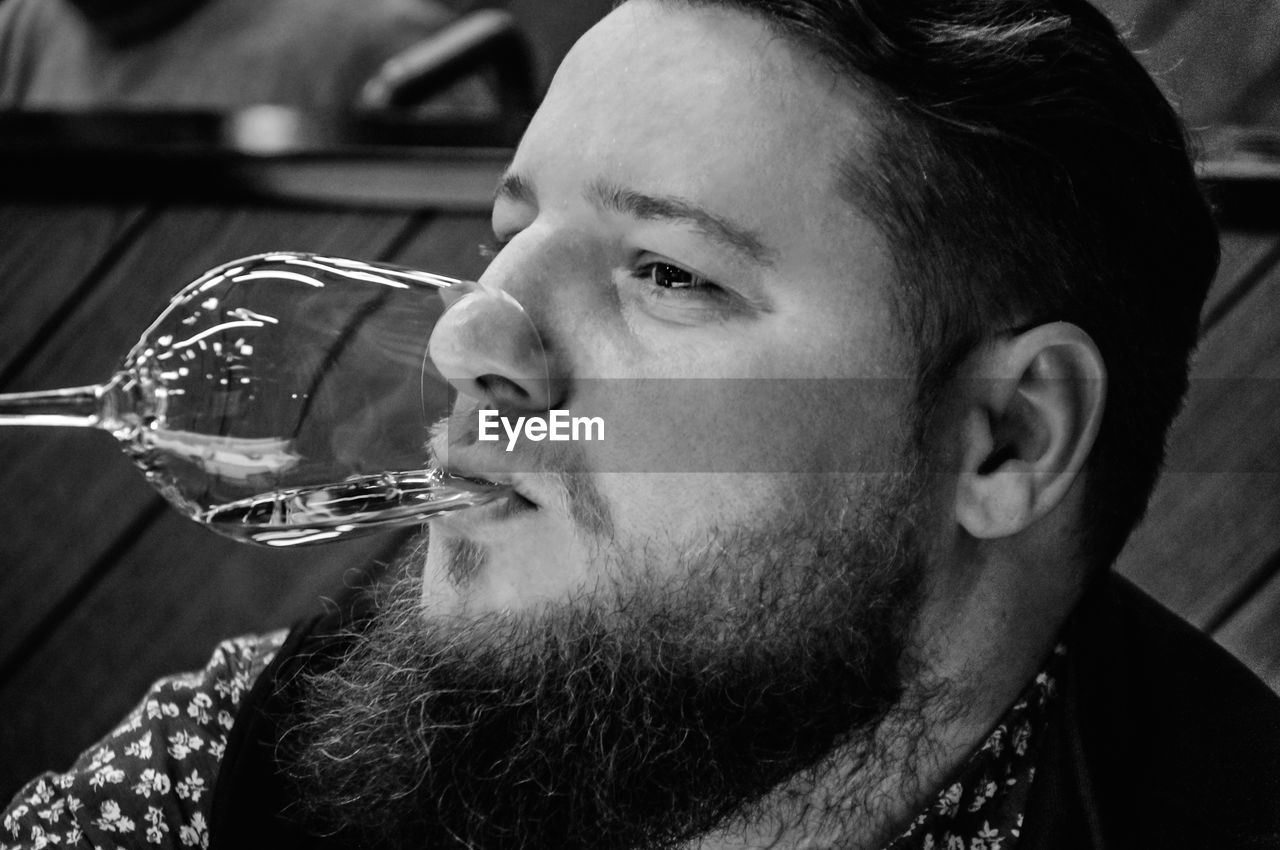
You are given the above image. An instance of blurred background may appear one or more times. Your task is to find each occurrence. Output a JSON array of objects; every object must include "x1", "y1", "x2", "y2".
[
  {"x1": 0, "y1": 0, "x2": 608, "y2": 111},
  {"x1": 1, "y1": 0, "x2": 1278, "y2": 803}
]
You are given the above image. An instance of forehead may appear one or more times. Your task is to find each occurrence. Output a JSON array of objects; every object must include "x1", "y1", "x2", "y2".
[{"x1": 513, "y1": 0, "x2": 880, "y2": 234}]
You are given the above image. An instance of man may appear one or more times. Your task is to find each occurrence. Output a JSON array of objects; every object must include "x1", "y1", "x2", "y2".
[{"x1": 5, "y1": 0, "x2": 1279, "y2": 848}]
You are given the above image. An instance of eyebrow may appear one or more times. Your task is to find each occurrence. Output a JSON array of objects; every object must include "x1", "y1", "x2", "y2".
[{"x1": 494, "y1": 171, "x2": 777, "y2": 266}]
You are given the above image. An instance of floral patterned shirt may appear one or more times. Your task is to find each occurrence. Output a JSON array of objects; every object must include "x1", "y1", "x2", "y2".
[
  {"x1": 1, "y1": 631, "x2": 286, "y2": 850},
  {"x1": 2, "y1": 635, "x2": 1063, "y2": 850},
  {"x1": 887, "y1": 643, "x2": 1067, "y2": 850}
]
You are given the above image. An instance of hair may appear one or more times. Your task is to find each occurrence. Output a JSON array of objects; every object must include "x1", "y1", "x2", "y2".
[{"x1": 650, "y1": 0, "x2": 1220, "y2": 566}]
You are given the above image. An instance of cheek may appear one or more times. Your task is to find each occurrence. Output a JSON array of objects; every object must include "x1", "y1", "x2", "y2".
[
  {"x1": 580, "y1": 384, "x2": 913, "y2": 549},
  {"x1": 573, "y1": 376, "x2": 909, "y2": 476},
  {"x1": 591, "y1": 471, "x2": 789, "y2": 551}
]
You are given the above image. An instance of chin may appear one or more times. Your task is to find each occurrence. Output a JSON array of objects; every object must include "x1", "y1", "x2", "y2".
[{"x1": 421, "y1": 516, "x2": 600, "y2": 615}]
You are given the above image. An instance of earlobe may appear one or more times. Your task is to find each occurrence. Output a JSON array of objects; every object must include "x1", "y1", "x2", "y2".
[
  {"x1": 954, "y1": 323, "x2": 1107, "y2": 540},
  {"x1": 956, "y1": 407, "x2": 1037, "y2": 538}
]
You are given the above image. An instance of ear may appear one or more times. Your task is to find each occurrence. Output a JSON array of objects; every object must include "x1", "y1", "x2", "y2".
[{"x1": 954, "y1": 322, "x2": 1106, "y2": 539}]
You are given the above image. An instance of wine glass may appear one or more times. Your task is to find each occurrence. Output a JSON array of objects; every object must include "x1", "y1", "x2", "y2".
[{"x1": 0, "y1": 252, "x2": 546, "y2": 547}]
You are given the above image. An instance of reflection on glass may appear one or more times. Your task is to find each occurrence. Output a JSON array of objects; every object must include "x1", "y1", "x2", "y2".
[{"x1": 0, "y1": 253, "x2": 545, "y2": 547}]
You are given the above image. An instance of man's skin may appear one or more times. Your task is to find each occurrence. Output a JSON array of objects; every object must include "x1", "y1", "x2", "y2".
[{"x1": 420, "y1": 1, "x2": 1109, "y2": 845}]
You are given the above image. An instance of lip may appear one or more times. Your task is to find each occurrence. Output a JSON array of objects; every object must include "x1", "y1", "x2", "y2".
[
  {"x1": 428, "y1": 421, "x2": 548, "y2": 523},
  {"x1": 430, "y1": 485, "x2": 538, "y2": 531},
  {"x1": 431, "y1": 459, "x2": 542, "y2": 526},
  {"x1": 439, "y1": 463, "x2": 539, "y2": 504},
  {"x1": 459, "y1": 487, "x2": 537, "y2": 521}
]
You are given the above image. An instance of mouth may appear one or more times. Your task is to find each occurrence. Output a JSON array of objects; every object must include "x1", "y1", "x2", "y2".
[
  {"x1": 434, "y1": 466, "x2": 539, "y2": 526},
  {"x1": 456, "y1": 488, "x2": 538, "y2": 524},
  {"x1": 428, "y1": 417, "x2": 543, "y2": 524}
]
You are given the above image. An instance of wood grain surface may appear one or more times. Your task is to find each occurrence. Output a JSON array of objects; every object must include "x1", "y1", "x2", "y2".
[
  {"x1": 0, "y1": 202, "x2": 151, "y2": 384},
  {"x1": 1117, "y1": 235, "x2": 1280, "y2": 628},
  {"x1": 1216, "y1": 565, "x2": 1280, "y2": 693},
  {"x1": 0, "y1": 207, "x2": 412, "y2": 663},
  {"x1": 0, "y1": 207, "x2": 504, "y2": 795},
  {"x1": 0, "y1": 206, "x2": 418, "y2": 793}
]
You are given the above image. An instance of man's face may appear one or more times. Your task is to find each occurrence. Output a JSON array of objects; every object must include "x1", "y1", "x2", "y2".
[
  {"x1": 424, "y1": 0, "x2": 917, "y2": 614},
  {"x1": 284, "y1": 6, "x2": 942, "y2": 846}
]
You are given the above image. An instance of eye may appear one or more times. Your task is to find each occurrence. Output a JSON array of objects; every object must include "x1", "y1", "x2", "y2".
[{"x1": 640, "y1": 262, "x2": 716, "y2": 292}]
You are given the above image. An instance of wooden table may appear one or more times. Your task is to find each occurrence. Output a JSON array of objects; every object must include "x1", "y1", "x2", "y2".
[{"x1": 2, "y1": 0, "x2": 1279, "y2": 802}]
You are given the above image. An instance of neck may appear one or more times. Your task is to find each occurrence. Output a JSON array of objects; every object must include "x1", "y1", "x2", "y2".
[
  {"x1": 686, "y1": 672, "x2": 952, "y2": 850},
  {"x1": 693, "y1": 555, "x2": 1086, "y2": 850}
]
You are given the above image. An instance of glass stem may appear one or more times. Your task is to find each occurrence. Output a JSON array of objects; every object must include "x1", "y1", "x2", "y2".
[{"x1": 0, "y1": 384, "x2": 107, "y2": 428}]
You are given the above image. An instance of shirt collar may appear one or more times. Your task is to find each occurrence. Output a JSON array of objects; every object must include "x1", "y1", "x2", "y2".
[{"x1": 884, "y1": 642, "x2": 1068, "y2": 850}]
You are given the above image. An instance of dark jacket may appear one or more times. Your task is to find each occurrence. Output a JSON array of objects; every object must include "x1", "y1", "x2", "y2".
[
  {"x1": 1022, "y1": 576, "x2": 1280, "y2": 848},
  {"x1": 210, "y1": 574, "x2": 1280, "y2": 849}
]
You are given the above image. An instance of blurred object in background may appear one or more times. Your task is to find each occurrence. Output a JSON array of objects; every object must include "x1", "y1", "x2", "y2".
[
  {"x1": 503, "y1": 0, "x2": 610, "y2": 97},
  {"x1": 0, "y1": 0, "x2": 504, "y2": 115},
  {"x1": 357, "y1": 7, "x2": 533, "y2": 118}
]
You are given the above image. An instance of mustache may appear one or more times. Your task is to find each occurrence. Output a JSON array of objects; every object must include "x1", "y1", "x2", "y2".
[{"x1": 428, "y1": 405, "x2": 586, "y2": 473}]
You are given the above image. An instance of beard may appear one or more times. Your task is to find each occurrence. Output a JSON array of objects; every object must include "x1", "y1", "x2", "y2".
[{"x1": 279, "y1": 469, "x2": 931, "y2": 850}]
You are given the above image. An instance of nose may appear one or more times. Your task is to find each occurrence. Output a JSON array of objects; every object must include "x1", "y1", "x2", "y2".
[{"x1": 428, "y1": 283, "x2": 560, "y2": 411}]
